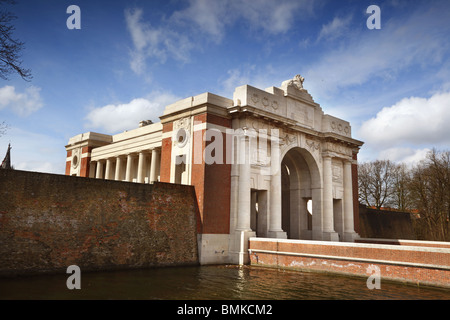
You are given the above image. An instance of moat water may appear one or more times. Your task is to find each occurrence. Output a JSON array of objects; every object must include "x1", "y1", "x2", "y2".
[{"x1": 0, "y1": 265, "x2": 449, "y2": 300}]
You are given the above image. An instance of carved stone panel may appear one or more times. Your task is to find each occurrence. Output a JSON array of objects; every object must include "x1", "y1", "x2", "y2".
[
  {"x1": 325, "y1": 142, "x2": 352, "y2": 157},
  {"x1": 332, "y1": 162, "x2": 342, "y2": 183},
  {"x1": 322, "y1": 115, "x2": 351, "y2": 138},
  {"x1": 234, "y1": 85, "x2": 287, "y2": 117},
  {"x1": 287, "y1": 99, "x2": 314, "y2": 128}
]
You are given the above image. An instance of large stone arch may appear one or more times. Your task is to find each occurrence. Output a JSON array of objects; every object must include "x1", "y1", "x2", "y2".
[{"x1": 281, "y1": 146, "x2": 322, "y2": 240}]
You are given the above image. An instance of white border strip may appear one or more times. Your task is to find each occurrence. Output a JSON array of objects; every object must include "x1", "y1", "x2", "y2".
[
  {"x1": 358, "y1": 237, "x2": 450, "y2": 247},
  {"x1": 249, "y1": 237, "x2": 450, "y2": 254}
]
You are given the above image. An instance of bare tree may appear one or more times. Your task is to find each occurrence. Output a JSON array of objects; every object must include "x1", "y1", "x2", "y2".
[
  {"x1": 391, "y1": 163, "x2": 412, "y2": 212},
  {"x1": 409, "y1": 149, "x2": 450, "y2": 241},
  {"x1": 358, "y1": 150, "x2": 450, "y2": 240},
  {"x1": 358, "y1": 159, "x2": 397, "y2": 210},
  {"x1": 0, "y1": 0, "x2": 32, "y2": 81}
]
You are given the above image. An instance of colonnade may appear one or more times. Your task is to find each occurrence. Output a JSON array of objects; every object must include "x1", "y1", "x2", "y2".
[
  {"x1": 236, "y1": 134, "x2": 287, "y2": 238},
  {"x1": 235, "y1": 132, "x2": 356, "y2": 241},
  {"x1": 92, "y1": 148, "x2": 161, "y2": 184},
  {"x1": 322, "y1": 155, "x2": 355, "y2": 240}
]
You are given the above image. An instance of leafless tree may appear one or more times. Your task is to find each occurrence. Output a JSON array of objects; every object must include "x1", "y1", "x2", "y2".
[
  {"x1": 391, "y1": 163, "x2": 412, "y2": 212},
  {"x1": 358, "y1": 159, "x2": 397, "y2": 210},
  {"x1": 0, "y1": 0, "x2": 32, "y2": 81},
  {"x1": 409, "y1": 149, "x2": 450, "y2": 241},
  {"x1": 358, "y1": 150, "x2": 449, "y2": 240}
]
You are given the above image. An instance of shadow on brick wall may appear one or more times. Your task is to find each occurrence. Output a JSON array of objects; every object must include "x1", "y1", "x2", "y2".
[
  {"x1": 358, "y1": 204, "x2": 416, "y2": 240},
  {"x1": 0, "y1": 169, "x2": 200, "y2": 277}
]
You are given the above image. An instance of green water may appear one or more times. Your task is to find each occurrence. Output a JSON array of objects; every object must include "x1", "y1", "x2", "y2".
[{"x1": 0, "y1": 265, "x2": 449, "y2": 300}]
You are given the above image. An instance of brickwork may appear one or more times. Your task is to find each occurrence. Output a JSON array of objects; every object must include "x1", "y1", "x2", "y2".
[
  {"x1": 159, "y1": 112, "x2": 232, "y2": 235},
  {"x1": 192, "y1": 113, "x2": 231, "y2": 234},
  {"x1": 249, "y1": 238, "x2": 450, "y2": 288},
  {"x1": 79, "y1": 157, "x2": 89, "y2": 177},
  {"x1": 160, "y1": 137, "x2": 172, "y2": 183},
  {"x1": 358, "y1": 204, "x2": 416, "y2": 239},
  {"x1": 0, "y1": 170, "x2": 199, "y2": 276},
  {"x1": 65, "y1": 161, "x2": 71, "y2": 176}
]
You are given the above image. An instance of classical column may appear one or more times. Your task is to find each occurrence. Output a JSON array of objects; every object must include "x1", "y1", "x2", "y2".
[
  {"x1": 115, "y1": 156, "x2": 124, "y2": 181},
  {"x1": 95, "y1": 160, "x2": 104, "y2": 179},
  {"x1": 236, "y1": 134, "x2": 251, "y2": 231},
  {"x1": 343, "y1": 159, "x2": 358, "y2": 241},
  {"x1": 250, "y1": 191, "x2": 257, "y2": 231},
  {"x1": 322, "y1": 155, "x2": 338, "y2": 240},
  {"x1": 137, "y1": 151, "x2": 147, "y2": 183},
  {"x1": 268, "y1": 135, "x2": 287, "y2": 239},
  {"x1": 105, "y1": 158, "x2": 113, "y2": 180},
  {"x1": 125, "y1": 154, "x2": 134, "y2": 182},
  {"x1": 89, "y1": 161, "x2": 96, "y2": 178},
  {"x1": 149, "y1": 148, "x2": 160, "y2": 183}
]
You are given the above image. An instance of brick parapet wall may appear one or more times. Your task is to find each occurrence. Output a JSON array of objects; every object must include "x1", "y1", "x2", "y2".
[
  {"x1": 0, "y1": 170, "x2": 199, "y2": 276},
  {"x1": 249, "y1": 238, "x2": 450, "y2": 288},
  {"x1": 358, "y1": 204, "x2": 416, "y2": 239}
]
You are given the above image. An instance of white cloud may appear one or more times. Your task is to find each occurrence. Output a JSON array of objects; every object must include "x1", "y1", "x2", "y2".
[
  {"x1": 317, "y1": 15, "x2": 352, "y2": 42},
  {"x1": 84, "y1": 91, "x2": 180, "y2": 134},
  {"x1": 378, "y1": 147, "x2": 431, "y2": 166},
  {"x1": 305, "y1": 3, "x2": 450, "y2": 97},
  {"x1": 358, "y1": 91, "x2": 450, "y2": 148},
  {"x1": 0, "y1": 127, "x2": 65, "y2": 174},
  {"x1": 218, "y1": 64, "x2": 286, "y2": 97},
  {"x1": 170, "y1": 0, "x2": 230, "y2": 40},
  {"x1": 0, "y1": 85, "x2": 43, "y2": 116},
  {"x1": 125, "y1": 1, "x2": 317, "y2": 74},
  {"x1": 232, "y1": 0, "x2": 313, "y2": 35},
  {"x1": 124, "y1": 8, "x2": 193, "y2": 74},
  {"x1": 220, "y1": 67, "x2": 255, "y2": 96},
  {"x1": 171, "y1": 0, "x2": 313, "y2": 38}
]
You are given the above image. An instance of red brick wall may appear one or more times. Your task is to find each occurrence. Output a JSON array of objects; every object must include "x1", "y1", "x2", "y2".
[
  {"x1": 160, "y1": 113, "x2": 232, "y2": 234},
  {"x1": 249, "y1": 238, "x2": 450, "y2": 288},
  {"x1": 81, "y1": 146, "x2": 92, "y2": 154},
  {"x1": 191, "y1": 125, "x2": 206, "y2": 233},
  {"x1": 191, "y1": 113, "x2": 231, "y2": 234},
  {"x1": 79, "y1": 157, "x2": 89, "y2": 177},
  {"x1": 65, "y1": 150, "x2": 72, "y2": 175},
  {"x1": 160, "y1": 139, "x2": 172, "y2": 183},
  {"x1": 0, "y1": 170, "x2": 199, "y2": 276},
  {"x1": 202, "y1": 131, "x2": 231, "y2": 234},
  {"x1": 358, "y1": 204, "x2": 416, "y2": 239},
  {"x1": 79, "y1": 146, "x2": 92, "y2": 177},
  {"x1": 65, "y1": 161, "x2": 71, "y2": 175}
]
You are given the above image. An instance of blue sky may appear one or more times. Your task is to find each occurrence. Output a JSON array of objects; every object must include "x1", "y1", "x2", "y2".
[{"x1": 0, "y1": 0, "x2": 449, "y2": 174}]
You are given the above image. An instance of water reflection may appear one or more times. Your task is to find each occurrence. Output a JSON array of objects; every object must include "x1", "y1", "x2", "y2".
[{"x1": 0, "y1": 265, "x2": 449, "y2": 300}]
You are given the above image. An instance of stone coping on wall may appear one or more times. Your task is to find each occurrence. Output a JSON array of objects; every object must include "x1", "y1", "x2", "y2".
[
  {"x1": 250, "y1": 237, "x2": 450, "y2": 253},
  {"x1": 356, "y1": 238, "x2": 450, "y2": 249}
]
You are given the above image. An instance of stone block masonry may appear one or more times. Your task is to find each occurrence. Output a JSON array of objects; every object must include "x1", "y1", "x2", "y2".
[{"x1": 0, "y1": 170, "x2": 199, "y2": 277}]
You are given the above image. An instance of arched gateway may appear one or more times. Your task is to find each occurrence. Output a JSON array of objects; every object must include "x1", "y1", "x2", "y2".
[
  {"x1": 281, "y1": 146, "x2": 320, "y2": 240},
  {"x1": 65, "y1": 75, "x2": 363, "y2": 265}
]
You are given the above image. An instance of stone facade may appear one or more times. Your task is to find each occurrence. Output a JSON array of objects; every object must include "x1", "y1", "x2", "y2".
[{"x1": 65, "y1": 75, "x2": 364, "y2": 265}]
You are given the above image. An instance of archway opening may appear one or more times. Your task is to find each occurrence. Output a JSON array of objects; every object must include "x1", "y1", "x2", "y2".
[{"x1": 281, "y1": 147, "x2": 320, "y2": 240}]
